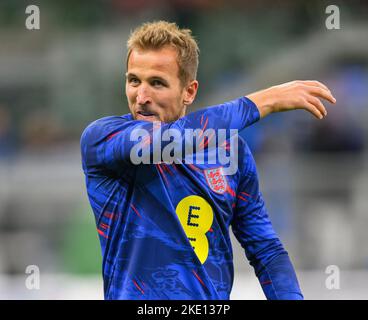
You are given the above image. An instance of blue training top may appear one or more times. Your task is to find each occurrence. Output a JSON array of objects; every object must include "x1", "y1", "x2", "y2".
[{"x1": 80, "y1": 97, "x2": 303, "y2": 300}]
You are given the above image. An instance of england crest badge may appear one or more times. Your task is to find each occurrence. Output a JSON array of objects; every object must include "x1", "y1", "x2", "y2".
[{"x1": 204, "y1": 167, "x2": 227, "y2": 194}]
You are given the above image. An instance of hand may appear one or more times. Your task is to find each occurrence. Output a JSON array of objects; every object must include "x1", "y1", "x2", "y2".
[{"x1": 246, "y1": 80, "x2": 337, "y2": 119}]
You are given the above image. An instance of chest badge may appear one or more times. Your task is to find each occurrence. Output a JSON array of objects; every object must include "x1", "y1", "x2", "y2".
[{"x1": 204, "y1": 167, "x2": 227, "y2": 194}]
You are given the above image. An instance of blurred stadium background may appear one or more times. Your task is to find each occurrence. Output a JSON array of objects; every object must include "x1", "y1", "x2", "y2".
[{"x1": 0, "y1": 0, "x2": 368, "y2": 299}]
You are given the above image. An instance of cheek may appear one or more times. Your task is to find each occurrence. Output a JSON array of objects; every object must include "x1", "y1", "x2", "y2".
[
  {"x1": 158, "y1": 90, "x2": 182, "y2": 109},
  {"x1": 125, "y1": 85, "x2": 135, "y2": 103}
]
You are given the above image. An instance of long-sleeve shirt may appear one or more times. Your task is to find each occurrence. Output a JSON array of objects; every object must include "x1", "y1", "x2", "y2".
[{"x1": 80, "y1": 96, "x2": 303, "y2": 300}]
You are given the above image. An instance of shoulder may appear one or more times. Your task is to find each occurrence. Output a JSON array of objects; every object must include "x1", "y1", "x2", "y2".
[
  {"x1": 238, "y1": 135, "x2": 253, "y2": 161},
  {"x1": 237, "y1": 135, "x2": 257, "y2": 176}
]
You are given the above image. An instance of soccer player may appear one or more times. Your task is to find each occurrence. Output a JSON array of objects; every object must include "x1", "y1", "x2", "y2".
[{"x1": 80, "y1": 21, "x2": 336, "y2": 300}]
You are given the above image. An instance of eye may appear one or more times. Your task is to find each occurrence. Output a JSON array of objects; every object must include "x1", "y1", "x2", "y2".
[
  {"x1": 151, "y1": 79, "x2": 165, "y2": 87},
  {"x1": 128, "y1": 77, "x2": 140, "y2": 86}
]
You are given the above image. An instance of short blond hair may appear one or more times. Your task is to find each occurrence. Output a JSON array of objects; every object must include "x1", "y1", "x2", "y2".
[{"x1": 126, "y1": 21, "x2": 199, "y2": 86}]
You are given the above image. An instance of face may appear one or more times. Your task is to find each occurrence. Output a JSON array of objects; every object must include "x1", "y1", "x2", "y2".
[{"x1": 126, "y1": 46, "x2": 198, "y2": 123}]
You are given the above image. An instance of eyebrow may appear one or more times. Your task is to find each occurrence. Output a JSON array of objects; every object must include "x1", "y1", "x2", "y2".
[
  {"x1": 125, "y1": 72, "x2": 135, "y2": 78},
  {"x1": 125, "y1": 73, "x2": 169, "y2": 84}
]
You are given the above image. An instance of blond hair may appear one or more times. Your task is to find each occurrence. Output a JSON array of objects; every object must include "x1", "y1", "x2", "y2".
[{"x1": 126, "y1": 21, "x2": 199, "y2": 86}]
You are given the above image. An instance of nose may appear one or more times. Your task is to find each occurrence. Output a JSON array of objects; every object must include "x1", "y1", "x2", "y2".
[{"x1": 136, "y1": 85, "x2": 152, "y2": 105}]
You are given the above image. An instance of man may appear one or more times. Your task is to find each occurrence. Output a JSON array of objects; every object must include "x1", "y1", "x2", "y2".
[{"x1": 81, "y1": 21, "x2": 336, "y2": 300}]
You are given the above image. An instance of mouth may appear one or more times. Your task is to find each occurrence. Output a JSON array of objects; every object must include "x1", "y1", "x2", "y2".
[{"x1": 136, "y1": 110, "x2": 159, "y2": 121}]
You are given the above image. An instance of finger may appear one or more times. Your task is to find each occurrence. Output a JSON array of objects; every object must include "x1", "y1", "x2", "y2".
[
  {"x1": 307, "y1": 86, "x2": 336, "y2": 104},
  {"x1": 298, "y1": 102, "x2": 324, "y2": 119},
  {"x1": 300, "y1": 80, "x2": 330, "y2": 92},
  {"x1": 308, "y1": 96, "x2": 328, "y2": 116}
]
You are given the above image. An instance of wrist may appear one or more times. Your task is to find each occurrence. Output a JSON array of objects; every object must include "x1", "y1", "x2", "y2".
[{"x1": 246, "y1": 89, "x2": 275, "y2": 119}]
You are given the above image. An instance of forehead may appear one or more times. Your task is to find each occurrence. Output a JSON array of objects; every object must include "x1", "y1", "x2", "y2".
[{"x1": 127, "y1": 47, "x2": 179, "y2": 78}]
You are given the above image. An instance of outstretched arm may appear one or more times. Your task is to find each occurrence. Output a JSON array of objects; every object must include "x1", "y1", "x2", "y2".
[
  {"x1": 81, "y1": 97, "x2": 260, "y2": 172},
  {"x1": 246, "y1": 80, "x2": 336, "y2": 119}
]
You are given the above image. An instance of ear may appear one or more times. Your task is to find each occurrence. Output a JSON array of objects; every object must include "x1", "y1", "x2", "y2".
[{"x1": 183, "y1": 80, "x2": 199, "y2": 106}]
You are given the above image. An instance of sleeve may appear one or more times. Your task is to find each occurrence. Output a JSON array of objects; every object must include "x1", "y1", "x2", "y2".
[
  {"x1": 81, "y1": 96, "x2": 260, "y2": 174},
  {"x1": 231, "y1": 142, "x2": 303, "y2": 300}
]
